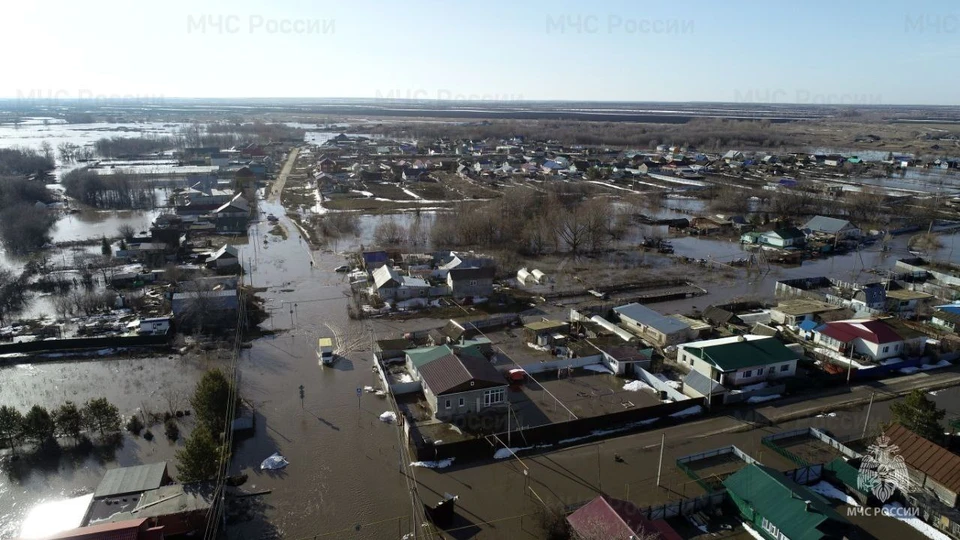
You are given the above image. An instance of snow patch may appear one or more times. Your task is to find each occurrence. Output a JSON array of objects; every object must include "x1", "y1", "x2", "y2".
[
  {"x1": 584, "y1": 364, "x2": 614, "y2": 375},
  {"x1": 883, "y1": 503, "x2": 951, "y2": 540},
  {"x1": 396, "y1": 373, "x2": 414, "y2": 384},
  {"x1": 747, "y1": 394, "x2": 781, "y2": 404},
  {"x1": 899, "y1": 366, "x2": 920, "y2": 374},
  {"x1": 410, "y1": 458, "x2": 455, "y2": 469},
  {"x1": 379, "y1": 411, "x2": 397, "y2": 423},
  {"x1": 741, "y1": 522, "x2": 766, "y2": 540},
  {"x1": 670, "y1": 405, "x2": 703, "y2": 418},
  {"x1": 922, "y1": 359, "x2": 952, "y2": 371},
  {"x1": 623, "y1": 380, "x2": 655, "y2": 392},
  {"x1": 809, "y1": 481, "x2": 860, "y2": 506}
]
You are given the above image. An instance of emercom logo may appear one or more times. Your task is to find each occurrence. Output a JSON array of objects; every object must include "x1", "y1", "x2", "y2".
[{"x1": 857, "y1": 434, "x2": 910, "y2": 502}]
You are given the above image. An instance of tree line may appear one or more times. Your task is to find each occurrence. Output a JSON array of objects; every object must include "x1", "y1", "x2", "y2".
[
  {"x1": 0, "y1": 398, "x2": 122, "y2": 453},
  {"x1": 61, "y1": 169, "x2": 155, "y2": 209},
  {"x1": 0, "y1": 147, "x2": 55, "y2": 176},
  {"x1": 0, "y1": 176, "x2": 56, "y2": 254},
  {"x1": 176, "y1": 368, "x2": 237, "y2": 483}
]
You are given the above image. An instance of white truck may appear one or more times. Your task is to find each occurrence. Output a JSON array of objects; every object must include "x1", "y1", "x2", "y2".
[{"x1": 317, "y1": 337, "x2": 335, "y2": 366}]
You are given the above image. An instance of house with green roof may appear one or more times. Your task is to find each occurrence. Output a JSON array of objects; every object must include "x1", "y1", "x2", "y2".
[
  {"x1": 678, "y1": 335, "x2": 799, "y2": 393},
  {"x1": 404, "y1": 343, "x2": 487, "y2": 378},
  {"x1": 724, "y1": 464, "x2": 852, "y2": 540}
]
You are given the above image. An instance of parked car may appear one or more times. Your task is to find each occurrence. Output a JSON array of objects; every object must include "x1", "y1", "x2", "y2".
[{"x1": 334, "y1": 265, "x2": 350, "y2": 273}]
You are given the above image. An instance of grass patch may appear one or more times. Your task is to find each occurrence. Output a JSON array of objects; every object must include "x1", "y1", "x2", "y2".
[
  {"x1": 324, "y1": 198, "x2": 457, "y2": 212},
  {"x1": 363, "y1": 182, "x2": 415, "y2": 200},
  {"x1": 269, "y1": 223, "x2": 288, "y2": 240}
]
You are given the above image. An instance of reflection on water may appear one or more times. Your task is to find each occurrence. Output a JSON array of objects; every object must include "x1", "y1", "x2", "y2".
[{"x1": 17, "y1": 494, "x2": 93, "y2": 539}]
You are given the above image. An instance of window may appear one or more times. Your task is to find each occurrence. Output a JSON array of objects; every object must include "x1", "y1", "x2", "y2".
[
  {"x1": 780, "y1": 364, "x2": 789, "y2": 372},
  {"x1": 882, "y1": 346, "x2": 889, "y2": 353},
  {"x1": 469, "y1": 280, "x2": 478, "y2": 286},
  {"x1": 742, "y1": 370, "x2": 752, "y2": 378},
  {"x1": 458, "y1": 397, "x2": 465, "y2": 407},
  {"x1": 895, "y1": 343, "x2": 900, "y2": 351},
  {"x1": 444, "y1": 399, "x2": 451, "y2": 409},
  {"x1": 483, "y1": 388, "x2": 505, "y2": 407}
]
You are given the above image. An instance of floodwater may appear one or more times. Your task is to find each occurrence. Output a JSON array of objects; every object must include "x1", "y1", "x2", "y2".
[
  {"x1": 0, "y1": 355, "x2": 216, "y2": 538},
  {"x1": 0, "y1": 119, "x2": 188, "y2": 160}
]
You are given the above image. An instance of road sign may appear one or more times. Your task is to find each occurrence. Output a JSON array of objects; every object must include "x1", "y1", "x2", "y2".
[{"x1": 356, "y1": 387, "x2": 362, "y2": 397}]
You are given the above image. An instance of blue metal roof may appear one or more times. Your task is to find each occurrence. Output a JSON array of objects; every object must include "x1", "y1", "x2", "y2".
[
  {"x1": 613, "y1": 303, "x2": 690, "y2": 335},
  {"x1": 797, "y1": 319, "x2": 818, "y2": 331}
]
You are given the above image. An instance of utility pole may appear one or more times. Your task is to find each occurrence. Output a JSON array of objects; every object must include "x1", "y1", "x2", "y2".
[
  {"x1": 846, "y1": 345, "x2": 854, "y2": 385},
  {"x1": 657, "y1": 433, "x2": 665, "y2": 487},
  {"x1": 862, "y1": 392, "x2": 875, "y2": 440},
  {"x1": 299, "y1": 385, "x2": 304, "y2": 409},
  {"x1": 596, "y1": 444, "x2": 602, "y2": 493}
]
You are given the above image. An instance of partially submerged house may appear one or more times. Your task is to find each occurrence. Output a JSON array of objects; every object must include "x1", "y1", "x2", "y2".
[
  {"x1": 211, "y1": 194, "x2": 250, "y2": 234},
  {"x1": 372, "y1": 265, "x2": 430, "y2": 302},
  {"x1": 759, "y1": 227, "x2": 806, "y2": 248},
  {"x1": 205, "y1": 244, "x2": 240, "y2": 270},
  {"x1": 802, "y1": 215, "x2": 861, "y2": 240}
]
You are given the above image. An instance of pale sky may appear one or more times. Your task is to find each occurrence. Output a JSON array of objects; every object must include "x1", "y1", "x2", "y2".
[{"x1": 3, "y1": 0, "x2": 959, "y2": 104}]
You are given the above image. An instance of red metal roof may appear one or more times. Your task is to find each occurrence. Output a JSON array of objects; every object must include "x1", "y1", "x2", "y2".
[
  {"x1": 45, "y1": 518, "x2": 159, "y2": 540},
  {"x1": 818, "y1": 319, "x2": 902, "y2": 345},
  {"x1": 566, "y1": 495, "x2": 682, "y2": 540}
]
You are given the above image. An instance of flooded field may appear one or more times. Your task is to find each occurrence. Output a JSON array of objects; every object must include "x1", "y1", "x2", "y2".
[{"x1": 0, "y1": 354, "x2": 219, "y2": 538}]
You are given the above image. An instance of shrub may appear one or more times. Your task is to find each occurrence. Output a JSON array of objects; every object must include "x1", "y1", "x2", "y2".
[{"x1": 126, "y1": 415, "x2": 144, "y2": 435}]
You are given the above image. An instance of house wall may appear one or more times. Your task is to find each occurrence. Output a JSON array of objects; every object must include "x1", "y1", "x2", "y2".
[
  {"x1": 932, "y1": 315, "x2": 957, "y2": 331},
  {"x1": 619, "y1": 316, "x2": 686, "y2": 347},
  {"x1": 433, "y1": 385, "x2": 508, "y2": 421},
  {"x1": 725, "y1": 361, "x2": 796, "y2": 386},
  {"x1": 521, "y1": 353, "x2": 602, "y2": 375},
  {"x1": 448, "y1": 277, "x2": 493, "y2": 298}
]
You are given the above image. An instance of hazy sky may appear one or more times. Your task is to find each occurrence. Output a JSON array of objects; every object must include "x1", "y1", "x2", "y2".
[{"x1": 3, "y1": 0, "x2": 959, "y2": 104}]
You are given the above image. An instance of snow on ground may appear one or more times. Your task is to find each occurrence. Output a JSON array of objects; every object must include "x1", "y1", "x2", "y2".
[
  {"x1": 880, "y1": 357, "x2": 904, "y2": 366},
  {"x1": 584, "y1": 364, "x2": 614, "y2": 375},
  {"x1": 402, "y1": 187, "x2": 422, "y2": 200},
  {"x1": 900, "y1": 366, "x2": 920, "y2": 374},
  {"x1": 816, "y1": 412, "x2": 837, "y2": 418},
  {"x1": 623, "y1": 380, "x2": 655, "y2": 392},
  {"x1": 351, "y1": 190, "x2": 374, "y2": 197},
  {"x1": 410, "y1": 458, "x2": 455, "y2": 469},
  {"x1": 586, "y1": 180, "x2": 644, "y2": 194},
  {"x1": 922, "y1": 359, "x2": 952, "y2": 371},
  {"x1": 814, "y1": 347, "x2": 872, "y2": 369},
  {"x1": 647, "y1": 173, "x2": 707, "y2": 187},
  {"x1": 494, "y1": 446, "x2": 534, "y2": 459},
  {"x1": 739, "y1": 381, "x2": 769, "y2": 392},
  {"x1": 670, "y1": 405, "x2": 703, "y2": 418},
  {"x1": 396, "y1": 373, "x2": 414, "y2": 384},
  {"x1": 654, "y1": 374, "x2": 683, "y2": 390},
  {"x1": 747, "y1": 394, "x2": 781, "y2": 404},
  {"x1": 808, "y1": 481, "x2": 860, "y2": 506},
  {"x1": 883, "y1": 503, "x2": 951, "y2": 540},
  {"x1": 741, "y1": 522, "x2": 766, "y2": 540},
  {"x1": 557, "y1": 418, "x2": 660, "y2": 446},
  {"x1": 526, "y1": 342, "x2": 550, "y2": 352},
  {"x1": 379, "y1": 411, "x2": 397, "y2": 423}
]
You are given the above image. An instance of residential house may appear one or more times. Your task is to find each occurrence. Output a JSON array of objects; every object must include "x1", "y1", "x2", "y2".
[
  {"x1": 371, "y1": 265, "x2": 430, "y2": 302},
  {"x1": 523, "y1": 320, "x2": 569, "y2": 347},
  {"x1": 678, "y1": 335, "x2": 799, "y2": 393},
  {"x1": 802, "y1": 216, "x2": 861, "y2": 240},
  {"x1": 211, "y1": 194, "x2": 250, "y2": 234},
  {"x1": 851, "y1": 283, "x2": 887, "y2": 312},
  {"x1": 690, "y1": 215, "x2": 731, "y2": 235},
  {"x1": 932, "y1": 304, "x2": 960, "y2": 332},
  {"x1": 317, "y1": 157, "x2": 337, "y2": 173},
  {"x1": 566, "y1": 495, "x2": 682, "y2": 540},
  {"x1": 418, "y1": 351, "x2": 507, "y2": 421},
  {"x1": 769, "y1": 299, "x2": 844, "y2": 326},
  {"x1": 885, "y1": 289, "x2": 933, "y2": 316},
  {"x1": 613, "y1": 303, "x2": 692, "y2": 347},
  {"x1": 171, "y1": 289, "x2": 239, "y2": 331},
  {"x1": 85, "y1": 484, "x2": 213, "y2": 537},
  {"x1": 812, "y1": 319, "x2": 927, "y2": 362},
  {"x1": 759, "y1": 227, "x2": 806, "y2": 248},
  {"x1": 361, "y1": 250, "x2": 390, "y2": 271},
  {"x1": 446, "y1": 267, "x2": 495, "y2": 298},
  {"x1": 205, "y1": 244, "x2": 240, "y2": 270},
  {"x1": 724, "y1": 464, "x2": 852, "y2": 540},
  {"x1": 885, "y1": 423, "x2": 960, "y2": 508},
  {"x1": 94, "y1": 462, "x2": 171, "y2": 499}
]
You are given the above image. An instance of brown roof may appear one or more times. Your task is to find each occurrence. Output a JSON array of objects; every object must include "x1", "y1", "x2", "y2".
[
  {"x1": 885, "y1": 423, "x2": 960, "y2": 494},
  {"x1": 418, "y1": 353, "x2": 505, "y2": 395},
  {"x1": 566, "y1": 495, "x2": 682, "y2": 540}
]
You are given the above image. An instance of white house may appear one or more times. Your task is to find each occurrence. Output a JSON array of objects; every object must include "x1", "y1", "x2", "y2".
[
  {"x1": 138, "y1": 317, "x2": 171, "y2": 335},
  {"x1": 812, "y1": 319, "x2": 926, "y2": 362},
  {"x1": 677, "y1": 335, "x2": 800, "y2": 392},
  {"x1": 613, "y1": 303, "x2": 692, "y2": 347},
  {"x1": 802, "y1": 216, "x2": 861, "y2": 239},
  {"x1": 759, "y1": 228, "x2": 806, "y2": 248}
]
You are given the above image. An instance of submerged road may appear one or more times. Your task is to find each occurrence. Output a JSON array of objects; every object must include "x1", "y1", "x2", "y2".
[{"x1": 269, "y1": 147, "x2": 300, "y2": 203}]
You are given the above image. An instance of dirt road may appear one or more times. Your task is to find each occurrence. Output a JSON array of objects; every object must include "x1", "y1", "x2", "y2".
[{"x1": 269, "y1": 147, "x2": 299, "y2": 203}]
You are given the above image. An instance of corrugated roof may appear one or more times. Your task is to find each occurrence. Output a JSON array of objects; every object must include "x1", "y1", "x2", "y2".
[
  {"x1": 684, "y1": 369, "x2": 727, "y2": 396},
  {"x1": 885, "y1": 289, "x2": 932, "y2": 301},
  {"x1": 523, "y1": 320, "x2": 568, "y2": 332},
  {"x1": 724, "y1": 464, "x2": 849, "y2": 540},
  {"x1": 405, "y1": 345, "x2": 454, "y2": 368},
  {"x1": 448, "y1": 267, "x2": 495, "y2": 281},
  {"x1": 682, "y1": 336, "x2": 798, "y2": 372},
  {"x1": 816, "y1": 319, "x2": 903, "y2": 345},
  {"x1": 48, "y1": 518, "x2": 150, "y2": 540},
  {"x1": 94, "y1": 463, "x2": 167, "y2": 498},
  {"x1": 614, "y1": 303, "x2": 690, "y2": 334},
  {"x1": 567, "y1": 495, "x2": 682, "y2": 540},
  {"x1": 885, "y1": 423, "x2": 960, "y2": 494},
  {"x1": 418, "y1": 353, "x2": 505, "y2": 395},
  {"x1": 803, "y1": 216, "x2": 856, "y2": 234}
]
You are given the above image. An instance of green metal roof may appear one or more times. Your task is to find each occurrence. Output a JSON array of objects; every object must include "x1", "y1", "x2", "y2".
[
  {"x1": 685, "y1": 337, "x2": 798, "y2": 372},
  {"x1": 825, "y1": 457, "x2": 867, "y2": 495},
  {"x1": 724, "y1": 464, "x2": 849, "y2": 540},
  {"x1": 405, "y1": 345, "x2": 454, "y2": 368}
]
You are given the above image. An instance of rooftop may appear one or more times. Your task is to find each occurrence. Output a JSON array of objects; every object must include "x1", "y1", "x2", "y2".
[
  {"x1": 613, "y1": 303, "x2": 690, "y2": 334},
  {"x1": 885, "y1": 423, "x2": 960, "y2": 495},
  {"x1": 418, "y1": 352, "x2": 505, "y2": 395},
  {"x1": 802, "y1": 215, "x2": 857, "y2": 234},
  {"x1": 680, "y1": 335, "x2": 799, "y2": 372},
  {"x1": 885, "y1": 289, "x2": 933, "y2": 301},
  {"x1": 94, "y1": 462, "x2": 168, "y2": 499},
  {"x1": 523, "y1": 320, "x2": 568, "y2": 332},
  {"x1": 816, "y1": 319, "x2": 905, "y2": 345},
  {"x1": 773, "y1": 299, "x2": 844, "y2": 317}
]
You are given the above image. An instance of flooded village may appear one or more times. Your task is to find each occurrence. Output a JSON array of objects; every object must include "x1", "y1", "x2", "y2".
[{"x1": 3, "y1": 102, "x2": 960, "y2": 540}]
